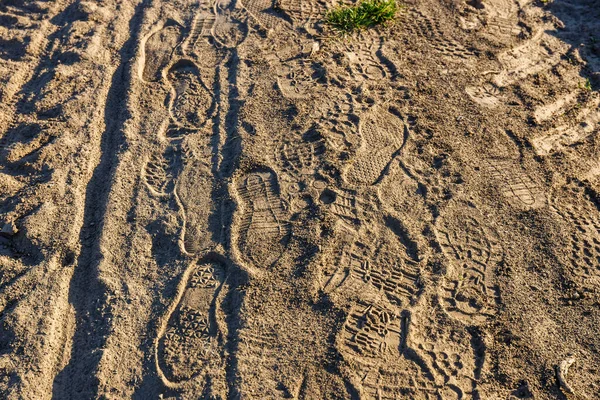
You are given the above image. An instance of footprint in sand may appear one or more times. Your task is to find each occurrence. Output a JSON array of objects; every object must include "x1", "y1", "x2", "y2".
[
  {"x1": 233, "y1": 169, "x2": 290, "y2": 269},
  {"x1": 321, "y1": 221, "x2": 421, "y2": 308},
  {"x1": 141, "y1": 21, "x2": 182, "y2": 82},
  {"x1": 211, "y1": 8, "x2": 248, "y2": 49},
  {"x1": 175, "y1": 158, "x2": 216, "y2": 255},
  {"x1": 272, "y1": 128, "x2": 326, "y2": 180},
  {"x1": 142, "y1": 141, "x2": 216, "y2": 255},
  {"x1": 156, "y1": 259, "x2": 226, "y2": 386},
  {"x1": 240, "y1": 0, "x2": 287, "y2": 30},
  {"x1": 339, "y1": 303, "x2": 472, "y2": 399},
  {"x1": 276, "y1": 0, "x2": 327, "y2": 28},
  {"x1": 336, "y1": 34, "x2": 390, "y2": 83},
  {"x1": 167, "y1": 59, "x2": 215, "y2": 129},
  {"x1": 552, "y1": 185, "x2": 600, "y2": 291},
  {"x1": 275, "y1": 58, "x2": 323, "y2": 100},
  {"x1": 401, "y1": 8, "x2": 475, "y2": 60},
  {"x1": 467, "y1": 28, "x2": 567, "y2": 108},
  {"x1": 142, "y1": 146, "x2": 177, "y2": 197},
  {"x1": 485, "y1": 158, "x2": 545, "y2": 209},
  {"x1": 318, "y1": 186, "x2": 364, "y2": 223},
  {"x1": 414, "y1": 315, "x2": 483, "y2": 399},
  {"x1": 435, "y1": 201, "x2": 503, "y2": 325},
  {"x1": 479, "y1": 0, "x2": 523, "y2": 44},
  {"x1": 532, "y1": 97, "x2": 600, "y2": 157},
  {"x1": 343, "y1": 106, "x2": 408, "y2": 187},
  {"x1": 465, "y1": 83, "x2": 503, "y2": 108},
  {"x1": 183, "y1": 6, "x2": 216, "y2": 55},
  {"x1": 492, "y1": 29, "x2": 567, "y2": 88}
]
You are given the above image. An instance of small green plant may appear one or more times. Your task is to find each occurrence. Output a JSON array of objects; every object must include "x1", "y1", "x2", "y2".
[
  {"x1": 325, "y1": 0, "x2": 398, "y2": 34},
  {"x1": 579, "y1": 78, "x2": 593, "y2": 91}
]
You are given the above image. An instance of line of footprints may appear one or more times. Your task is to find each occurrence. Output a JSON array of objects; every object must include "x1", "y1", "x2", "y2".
[
  {"x1": 138, "y1": 6, "x2": 297, "y2": 392},
  {"x1": 324, "y1": 200, "x2": 502, "y2": 398},
  {"x1": 138, "y1": 11, "x2": 502, "y2": 397},
  {"x1": 136, "y1": 4, "x2": 600, "y2": 398}
]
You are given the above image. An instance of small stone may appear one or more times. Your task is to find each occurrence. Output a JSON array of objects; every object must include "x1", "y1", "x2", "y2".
[
  {"x1": 310, "y1": 41, "x2": 320, "y2": 56},
  {"x1": 573, "y1": 291, "x2": 581, "y2": 300},
  {"x1": 0, "y1": 222, "x2": 17, "y2": 237}
]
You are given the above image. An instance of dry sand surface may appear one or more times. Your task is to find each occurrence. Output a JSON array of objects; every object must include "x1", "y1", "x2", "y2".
[{"x1": 0, "y1": 0, "x2": 599, "y2": 398}]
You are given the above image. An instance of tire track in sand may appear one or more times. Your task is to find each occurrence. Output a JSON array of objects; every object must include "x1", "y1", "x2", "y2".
[{"x1": 50, "y1": 1, "x2": 151, "y2": 398}]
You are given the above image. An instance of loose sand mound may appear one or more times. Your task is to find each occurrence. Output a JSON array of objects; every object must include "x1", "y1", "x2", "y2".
[{"x1": 0, "y1": 0, "x2": 599, "y2": 398}]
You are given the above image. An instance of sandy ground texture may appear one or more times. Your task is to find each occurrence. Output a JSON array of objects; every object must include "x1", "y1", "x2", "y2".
[{"x1": 0, "y1": 0, "x2": 599, "y2": 398}]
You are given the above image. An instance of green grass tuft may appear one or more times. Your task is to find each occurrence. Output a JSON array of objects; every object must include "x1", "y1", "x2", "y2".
[{"x1": 325, "y1": 0, "x2": 398, "y2": 34}]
